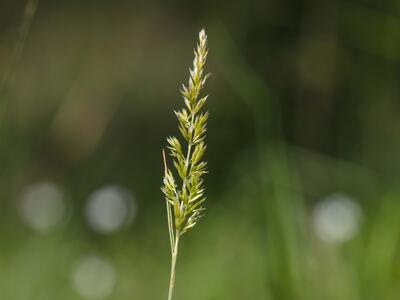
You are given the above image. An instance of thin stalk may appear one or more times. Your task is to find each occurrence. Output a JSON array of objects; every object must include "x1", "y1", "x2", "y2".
[
  {"x1": 166, "y1": 200, "x2": 174, "y2": 253},
  {"x1": 1, "y1": 0, "x2": 39, "y2": 96},
  {"x1": 168, "y1": 230, "x2": 180, "y2": 300},
  {"x1": 163, "y1": 149, "x2": 175, "y2": 253}
]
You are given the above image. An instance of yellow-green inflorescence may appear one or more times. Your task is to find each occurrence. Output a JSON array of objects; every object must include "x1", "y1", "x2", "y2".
[{"x1": 162, "y1": 29, "x2": 210, "y2": 249}]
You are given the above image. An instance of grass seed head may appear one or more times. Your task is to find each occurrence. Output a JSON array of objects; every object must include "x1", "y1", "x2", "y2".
[{"x1": 162, "y1": 29, "x2": 210, "y2": 235}]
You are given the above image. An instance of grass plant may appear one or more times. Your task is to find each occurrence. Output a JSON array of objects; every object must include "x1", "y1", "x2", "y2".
[{"x1": 161, "y1": 28, "x2": 210, "y2": 300}]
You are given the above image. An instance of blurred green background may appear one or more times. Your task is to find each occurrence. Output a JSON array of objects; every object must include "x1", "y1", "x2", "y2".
[{"x1": 1, "y1": 0, "x2": 400, "y2": 299}]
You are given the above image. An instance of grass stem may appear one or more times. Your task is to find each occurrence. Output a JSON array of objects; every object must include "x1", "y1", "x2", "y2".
[{"x1": 168, "y1": 231, "x2": 180, "y2": 300}]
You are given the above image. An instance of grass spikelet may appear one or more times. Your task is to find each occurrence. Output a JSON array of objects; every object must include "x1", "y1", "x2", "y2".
[{"x1": 161, "y1": 28, "x2": 210, "y2": 300}]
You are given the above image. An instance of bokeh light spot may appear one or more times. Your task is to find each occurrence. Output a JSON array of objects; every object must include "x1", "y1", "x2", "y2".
[
  {"x1": 72, "y1": 255, "x2": 116, "y2": 299},
  {"x1": 19, "y1": 181, "x2": 66, "y2": 233},
  {"x1": 312, "y1": 193, "x2": 363, "y2": 244},
  {"x1": 85, "y1": 185, "x2": 136, "y2": 234}
]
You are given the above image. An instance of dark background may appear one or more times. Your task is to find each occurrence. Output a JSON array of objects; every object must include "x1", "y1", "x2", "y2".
[{"x1": 0, "y1": 0, "x2": 399, "y2": 299}]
